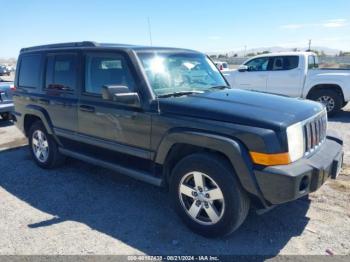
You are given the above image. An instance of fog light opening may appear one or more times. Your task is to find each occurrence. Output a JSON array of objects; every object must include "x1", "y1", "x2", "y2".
[{"x1": 299, "y1": 176, "x2": 309, "y2": 192}]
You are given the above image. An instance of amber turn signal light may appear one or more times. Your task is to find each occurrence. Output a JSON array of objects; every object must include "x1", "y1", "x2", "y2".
[{"x1": 249, "y1": 151, "x2": 291, "y2": 166}]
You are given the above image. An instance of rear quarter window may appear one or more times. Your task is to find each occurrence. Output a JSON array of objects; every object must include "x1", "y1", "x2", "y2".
[{"x1": 18, "y1": 54, "x2": 42, "y2": 88}]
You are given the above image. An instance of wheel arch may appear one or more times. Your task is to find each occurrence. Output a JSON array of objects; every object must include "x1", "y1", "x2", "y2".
[
  {"x1": 306, "y1": 83, "x2": 345, "y2": 103},
  {"x1": 155, "y1": 131, "x2": 265, "y2": 202},
  {"x1": 22, "y1": 105, "x2": 61, "y2": 145}
]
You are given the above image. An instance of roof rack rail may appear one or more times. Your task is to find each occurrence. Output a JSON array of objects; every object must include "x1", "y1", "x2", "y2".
[{"x1": 20, "y1": 41, "x2": 98, "y2": 53}]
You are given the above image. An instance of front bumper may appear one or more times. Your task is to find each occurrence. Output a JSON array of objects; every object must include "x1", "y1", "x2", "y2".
[{"x1": 254, "y1": 135, "x2": 343, "y2": 205}]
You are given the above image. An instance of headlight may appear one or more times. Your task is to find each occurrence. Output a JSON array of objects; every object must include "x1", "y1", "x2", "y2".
[{"x1": 286, "y1": 122, "x2": 305, "y2": 162}]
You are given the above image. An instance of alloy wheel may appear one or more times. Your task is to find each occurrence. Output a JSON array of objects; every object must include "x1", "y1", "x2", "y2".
[
  {"x1": 32, "y1": 130, "x2": 49, "y2": 163},
  {"x1": 178, "y1": 171, "x2": 225, "y2": 225},
  {"x1": 317, "y1": 95, "x2": 335, "y2": 112}
]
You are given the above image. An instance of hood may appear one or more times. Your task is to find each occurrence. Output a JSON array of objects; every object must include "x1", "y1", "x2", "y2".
[{"x1": 158, "y1": 89, "x2": 324, "y2": 131}]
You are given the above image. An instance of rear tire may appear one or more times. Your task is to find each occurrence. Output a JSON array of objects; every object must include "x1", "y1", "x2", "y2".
[
  {"x1": 28, "y1": 121, "x2": 65, "y2": 169},
  {"x1": 169, "y1": 153, "x2": 250, "y2": 237},
  {"x1": 309, "y1": 89, "x2": 342, "y2": 116}
]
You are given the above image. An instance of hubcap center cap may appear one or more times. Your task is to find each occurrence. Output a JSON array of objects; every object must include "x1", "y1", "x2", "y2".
[{"x1": 196, "y1": 192, "x2": 206, "y2": 202}]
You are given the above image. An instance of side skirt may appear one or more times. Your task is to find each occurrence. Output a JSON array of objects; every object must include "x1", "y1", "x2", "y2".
[{"x1": 59, "y1": 148, "x2": 163, "y2": 187}]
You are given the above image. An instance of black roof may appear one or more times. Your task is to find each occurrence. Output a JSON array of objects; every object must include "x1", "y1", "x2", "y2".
[{"x1": 20, "y1": 41, "x2": 199, "y2": 53}]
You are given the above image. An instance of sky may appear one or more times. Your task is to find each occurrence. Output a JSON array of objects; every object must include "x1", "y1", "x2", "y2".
[{"x1": 1, "y1": 0, "x2": 350, "y2": 58}]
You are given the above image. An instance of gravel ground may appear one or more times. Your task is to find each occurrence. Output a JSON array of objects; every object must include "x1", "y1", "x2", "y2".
[{"x1": 0, "y1": 106, "x2": 349, "y2": 256}]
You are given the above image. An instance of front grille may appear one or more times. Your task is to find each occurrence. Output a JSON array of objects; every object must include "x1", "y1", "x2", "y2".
[{"x1": 303, "y1": 111, "x2": 327, "y2": 155}]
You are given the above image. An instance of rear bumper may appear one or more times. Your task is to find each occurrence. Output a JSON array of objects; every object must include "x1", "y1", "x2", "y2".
[
  {"x1": 0, "y1": 102, "x2": 14, "y2": 113},
  {"x1": 254, "y1": 134, "x2": 343, "y2": 205}
]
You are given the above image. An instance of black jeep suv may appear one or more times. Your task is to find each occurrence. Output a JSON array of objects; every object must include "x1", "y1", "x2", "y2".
[{"x1": 13, "y1": 42, "x2": 343, "y2": 237}]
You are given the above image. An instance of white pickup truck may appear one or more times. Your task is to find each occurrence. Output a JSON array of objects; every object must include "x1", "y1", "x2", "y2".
[{"x1": 224, "y1": 52, "x2": 350, "y2": 115}]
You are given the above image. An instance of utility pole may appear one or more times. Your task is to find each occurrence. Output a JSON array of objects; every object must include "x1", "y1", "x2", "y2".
[
  {"x1": 244, "y1": 45, "x2": 247, "y2": 57},
  {"x1": 147, "y1": 17, "x2": 153, "y2": 46},
  {"x1": 308, "y1": 39, "x2": 312, "y2": 51}
]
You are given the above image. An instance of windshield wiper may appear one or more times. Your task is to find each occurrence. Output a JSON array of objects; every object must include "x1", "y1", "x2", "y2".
[
  {"x1": 157, "y1": 90, "x2": 204, "y2": 98},
  {"x1": 209, "y1": 85, "x2": 231, "y2": 90}
]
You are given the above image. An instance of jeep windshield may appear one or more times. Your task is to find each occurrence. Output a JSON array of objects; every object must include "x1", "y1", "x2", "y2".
[{"x1": 137, "y1": 51, "x2": 229, "y2": 97}]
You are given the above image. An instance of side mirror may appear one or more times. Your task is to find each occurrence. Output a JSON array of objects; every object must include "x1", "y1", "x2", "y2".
[
  {"x1": 102, "y1": 85, "x2": 141, "y2": 107},
  {"x1": 238, "y1": 65, "x2": 249, "y2": 72}
]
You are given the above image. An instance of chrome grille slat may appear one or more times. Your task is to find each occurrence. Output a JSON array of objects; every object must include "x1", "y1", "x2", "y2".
[
  {"x1": 303, "y1": 111, "x2": 327, "y2": 156},
  {"x1": 311, "y1": 121, "x2": 316, "y2": 148},
  {"x1": 315, "y1": 119, "x2": 320, "y2": 145},
  {"x1": 306, "y1": 124, "x2": 311, "y2": 151}
]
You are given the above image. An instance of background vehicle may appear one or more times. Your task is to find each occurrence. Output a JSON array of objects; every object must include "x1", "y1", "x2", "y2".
[
  {"x1": 214, "y1": 61, "x2": 230, "y2": 71},
  {"x1": 224, "y1": 52, "x2": 350, "y2": 115},
  {"x1": 0, "y1": 80, "x2": 14, "y2": 121},
  {"x1": 13, "y1": 42, "x2": 343, "y2": 237},
  {"x1": 0, "y1": 65, "x2": 11, "y2": 76},
  {"x1": 6, "y1": 65, "x2": 16, "y2": 72}
]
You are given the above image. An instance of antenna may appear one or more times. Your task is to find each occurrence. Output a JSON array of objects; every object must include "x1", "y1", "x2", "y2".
[{"x1": 147, "y1": 17, "x2": 153, "y2": 46}]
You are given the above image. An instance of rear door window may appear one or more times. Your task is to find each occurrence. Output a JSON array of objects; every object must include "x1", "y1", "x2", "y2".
[
  {"x1": 45, "y1": 54, "x2": 77, "y2": 91},
  {"x1": 271, "y1": 56, "x2": 299, "y2": 71},
  {"x1": 18, "y1": 54, "x2": 42, "y2": 88}
]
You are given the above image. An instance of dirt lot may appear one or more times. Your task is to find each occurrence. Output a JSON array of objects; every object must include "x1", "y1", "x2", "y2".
[{"x1": 0, "y1": 106, "x2": 349, "y2": 256}]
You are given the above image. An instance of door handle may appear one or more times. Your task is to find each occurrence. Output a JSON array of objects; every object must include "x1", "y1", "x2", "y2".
[{"x1": 79, "y1": 105, "x2": 95, "y2": 113}]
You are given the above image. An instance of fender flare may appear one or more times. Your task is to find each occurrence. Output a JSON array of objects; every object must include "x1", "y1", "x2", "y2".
[
  {"x1": 24, "y1": 105, "x2": 54, "y2": 135},
  {"x1": 304, "y1": 81, "x2": 346, "y2": 99},
  {"x1": 155, "y1": 131, "x2": 266, "y2": 202},
  {"x1": 23, "y1": 105, "x2": 61, "y2": 146}
]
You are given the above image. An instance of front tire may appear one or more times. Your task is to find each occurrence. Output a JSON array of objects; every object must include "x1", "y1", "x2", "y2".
[
  {"x1": 309, "y1": 89, "x2": 342, "y2": 116},
  {"x1": 28, "y1": 121, "x2": 65, "y2": 169},
  {"x1": 169, "y1": 153, "x2": 250, "y2": 237}
]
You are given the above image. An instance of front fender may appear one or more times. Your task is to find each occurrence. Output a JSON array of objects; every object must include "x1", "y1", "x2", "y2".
[{"x1": 155, "y1": 131, "x2": 266, "y2": 202}]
